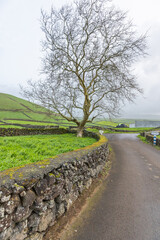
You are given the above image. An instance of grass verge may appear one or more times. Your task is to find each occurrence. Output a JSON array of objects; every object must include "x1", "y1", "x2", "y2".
[
  {"x1": 137, "y1": 135, "x2": 160, "y2": 150},
  {"x1": 137, "y1": 135, "x2": 149, "y2": 144}
]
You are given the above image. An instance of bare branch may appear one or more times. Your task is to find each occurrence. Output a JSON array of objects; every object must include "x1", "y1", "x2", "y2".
[{"x1": 21, "y1": 0, "x2": 147, "y2": 136}]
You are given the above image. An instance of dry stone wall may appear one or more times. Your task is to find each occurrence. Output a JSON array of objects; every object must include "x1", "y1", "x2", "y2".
[
  {"x1": 0, "y1": 131, "x2": 109, "y2": 240},
  {"x1": 140, "y1": 132, "x2": 160, "y2": 146},
  {"x1": 0, "y1": 127, "x2": 69, "y2": 137}
]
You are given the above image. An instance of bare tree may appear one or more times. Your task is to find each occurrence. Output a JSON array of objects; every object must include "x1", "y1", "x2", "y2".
[{"x1": 22, "y1": 0, "x2": 147, "y2": 137}]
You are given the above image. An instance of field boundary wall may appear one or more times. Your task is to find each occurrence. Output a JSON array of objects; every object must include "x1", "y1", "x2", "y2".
[
  {"x1": 140, "y1": 132, "x2": 160, "y2": 146},
  {"x1": 0, "y1": 130, "x2": 109, "y2": 240}
]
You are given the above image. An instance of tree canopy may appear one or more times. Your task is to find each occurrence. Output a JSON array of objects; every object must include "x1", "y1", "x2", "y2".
[{"x1": 22, "y1": 0, "x2": 147, "y2": 136}]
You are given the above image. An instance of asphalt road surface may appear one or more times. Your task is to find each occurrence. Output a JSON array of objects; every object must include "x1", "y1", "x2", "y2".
[{"x1": 71, "y1": 134, "x2": 160, "y2": 240}]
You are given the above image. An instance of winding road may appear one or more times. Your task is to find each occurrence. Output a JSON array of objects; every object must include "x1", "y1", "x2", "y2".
[{"x1": 70, "y1": 134, "x2": 160, "y2": 240}]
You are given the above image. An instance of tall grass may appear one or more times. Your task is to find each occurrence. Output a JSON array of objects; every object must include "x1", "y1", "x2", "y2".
[{"x1": 0, "y1": 134, "x2": 96, "y2": 171}]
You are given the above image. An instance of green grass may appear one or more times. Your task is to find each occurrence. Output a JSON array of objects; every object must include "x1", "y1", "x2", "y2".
[
  {"x1": 137, "y1": 135, "x2": 160, "y2": 150},
  {"x1": 1, "y1": 93, "x2": 160, "y2": 131},
  {"x1": 137, "y1": 135, "x2": 149, "y2": 144},
  {"x1": 86, "y1": 128, "x2": 116, "y2": 134},
  {"x1": 0, "y1": 134, "x2": 96, "y2": 171},
  {"x1": 0, "y1": 125, "x2": 23, "y2": 129},
  {"x1": 94, "y1": 119, "x2": 136, "y2": 126},
  {"x1": 5, "y1": 120, "x2": 57, "y2": 126},
  {"x1": 112, "y1": 119, "x2": 135, "y2": 124},
  {"x1": 113, "y1": 127, "x2": 153, "y2": 132},
  {"x1": 0, "y1": 93, "x2": 59, "y2": 123},
  {"x1": 94, "y1": 121, "x2": 117, "y2": 127},
  {"x1": 0, "y1": 93, "x2": 48, "y2": 112},
  {"x1": 86, "y1": 128, "x2": 99, "y2": 133},
  {"x1": 0, "y1": 111, "x2": 31, "y2": 120},
  {"x1": 22, "y1": 112, "x2": 60, "y2": 122},
  {"x1": 0, "y1": 93, "x2": 80, "y2": 128},
  {"x1": 86, "y1": 127, "x2": 153, "y2": 134}
]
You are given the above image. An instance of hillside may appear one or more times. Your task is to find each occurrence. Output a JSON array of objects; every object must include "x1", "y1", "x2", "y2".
[
  {"x1": 0, "y1": 93, "x2": 67, "y2": 128},
  {"x1": 0, "y1": 93, "x2": 132, "y2": 129}
]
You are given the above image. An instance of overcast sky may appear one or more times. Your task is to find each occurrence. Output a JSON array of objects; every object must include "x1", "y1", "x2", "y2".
[{"x1": 0, "y1": 0, "x2": 160, "y2": 119}]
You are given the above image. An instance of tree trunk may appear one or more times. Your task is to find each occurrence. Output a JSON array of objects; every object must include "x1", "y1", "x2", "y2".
[{"x1": 77, "y1": 126, "x2": 84, "y2": 137}]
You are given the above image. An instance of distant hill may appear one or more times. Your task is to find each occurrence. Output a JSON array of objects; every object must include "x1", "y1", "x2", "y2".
[
  {"x1": 0, "y1": 93, "x2": 131, "y2": 129},
  {"x1": 0, "y1": 93, "x2": 67, "y2": 128}
]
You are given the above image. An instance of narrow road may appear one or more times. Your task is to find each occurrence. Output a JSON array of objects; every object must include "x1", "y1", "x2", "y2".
[{"x1": 70, "y1": 134, "x2": 160, "y2": 240}]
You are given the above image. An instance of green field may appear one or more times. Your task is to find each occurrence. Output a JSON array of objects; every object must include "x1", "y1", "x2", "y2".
[
  {"x1": 0, "y1": 93, "x2": 76, "y2": 128},
  {"x1": 0, "y1": 92, "x2": 52, "y2": 112},
  {"x1": 94, "y1": 121, "x2": 118, "y2": 127},
  {"x1": 87, "y1": 127, "x2": 155, "y2": 134},
  {"x1": 0, "y1": 93, "x2": 130, "y2": 129},
  {"x1": 113, "y1": 127, "x2": 153, "y2": 132},
  {"x1": 0, "y1": 134, "x2": 96, "y2": 171},
  {"x1": 1, "y1": 92, "x2": 160, "y2": 132},
  {"x1": 95, "y1": 119, "x2": 136, "y2": 127}
]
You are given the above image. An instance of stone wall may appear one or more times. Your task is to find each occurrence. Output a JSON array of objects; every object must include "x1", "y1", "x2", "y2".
[
  {"x1": 140, "y1": 132, "x2": 160, "y2": 146},
  {"x1": 0, "y1": 127, "x2": 68, "y2": 137},
  {"x1": 0, "y1": 127, "x2": 100, "y2": 141},
  {"x1": 0, "y1": 132, "x2": 109, "y2": 240}
]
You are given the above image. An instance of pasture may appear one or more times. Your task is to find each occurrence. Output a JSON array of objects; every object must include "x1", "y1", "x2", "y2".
[{"x1": 0, "y1": 134, "x2": 96, "y2": 171}]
